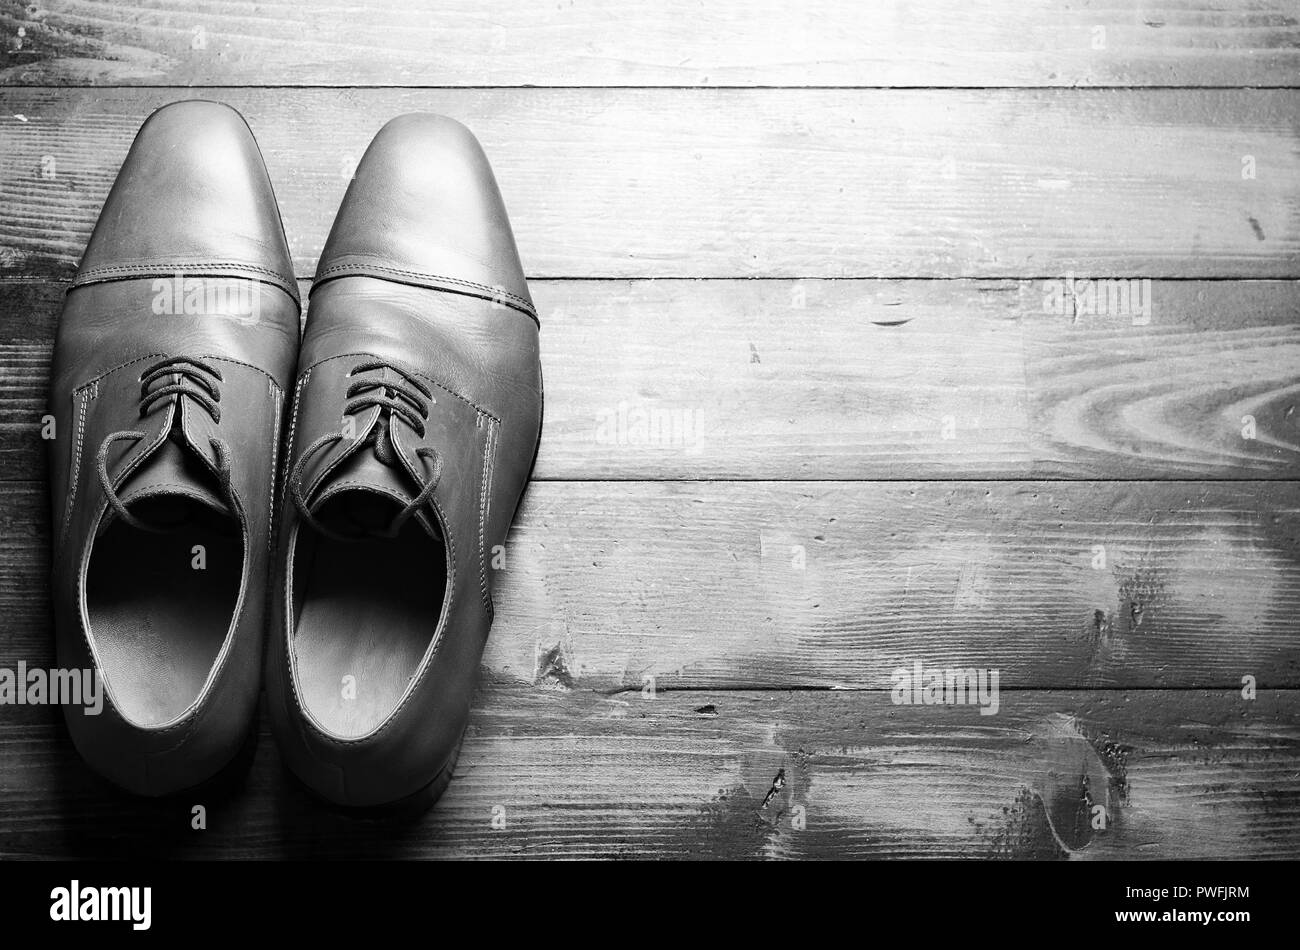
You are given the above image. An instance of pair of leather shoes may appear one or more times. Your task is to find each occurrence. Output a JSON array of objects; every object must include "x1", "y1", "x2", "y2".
[{"x1": 47, "y1": 100, "x2": 542, "y2": 809}]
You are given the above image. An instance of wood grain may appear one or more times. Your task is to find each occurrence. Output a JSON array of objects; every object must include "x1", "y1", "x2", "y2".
[
  {"x1": 0, "y1": 688, "x2": 1295, "y2": 859},
  {"x1": 3, "y1": 479, "x2": 1297, "y2": 690},
  {"x1": 2, "y1": 0, "x2": 1298, "y2": 88},
  {"x1": 2, "y1": 3, "x2": 1298, "y2": 862},
  {"x1": 1, "y1": 88, "x2": 1297, "y2": 279},
  {"x1": 5, "y1": 279, "x2": 1298, "y2": 481}
]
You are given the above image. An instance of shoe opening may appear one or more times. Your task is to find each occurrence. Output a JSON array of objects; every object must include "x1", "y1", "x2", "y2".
[
  {"x1": 290, "y1": 490, "x2": 448, "y2": 739},
  {"x1": 86, "y1": 493, "x2": 242, "y2": 727}
]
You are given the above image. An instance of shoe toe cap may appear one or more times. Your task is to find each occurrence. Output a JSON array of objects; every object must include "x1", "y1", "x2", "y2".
[
  {"x1": 75, "y1": 100, "x2": 296, "y2": 297},
  {"x1": 316, "y1": 113, "x2": 534, "y2": 320}
]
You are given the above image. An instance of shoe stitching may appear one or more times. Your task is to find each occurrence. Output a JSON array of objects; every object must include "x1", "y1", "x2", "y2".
[
  {"x1": 312, "y1": 262, "x2": 538, "y2": 324},
  {"x1": 206, "y1": 353, "x2": 288, "y2": 387},
  {"x1": 477, "y1": 414, "x2": 498, "y2": 614},
  {"x1": 314, "y1": 262, "x2": 535, "y2": 311},
  {"x1": 73, "y1": 261, "x2": 300, "y2": 302},
  {"x1": 61, "y1": 353, "x2": 168, "y2": 551},
  {"x1": 59, "y1": 390, "x2": 88, "y2": 554},
  {"x1": 266, "y1": 384, "x2": 283, "y2": 559},
  {"x1": 283, "y1": 369, "x2": 310, "y2": 497},
  {"x1": 77, "y1": 352, "x2": 170, "y2": 391},
  {"x1": 318, "y1": 480, "x2": 409, "y2": 505}
]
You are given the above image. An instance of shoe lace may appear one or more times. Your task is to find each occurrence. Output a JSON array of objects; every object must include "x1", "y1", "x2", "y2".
[
  {"x1": 96, "y1": 356, "x2": 235, "y2": 533},
  {"x1": 288, "y1": 360, "x2": 443, "y2": 541}
]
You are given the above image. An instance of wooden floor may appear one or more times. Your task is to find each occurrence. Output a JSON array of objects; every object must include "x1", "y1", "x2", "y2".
[{"x1": 1, "y1": 1, "x2": 1298, "y2": 859}]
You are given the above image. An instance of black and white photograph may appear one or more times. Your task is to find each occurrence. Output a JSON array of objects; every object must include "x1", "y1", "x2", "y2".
[{"x1": 0, "y1": 0, "x2": 1295, "y2": 931}]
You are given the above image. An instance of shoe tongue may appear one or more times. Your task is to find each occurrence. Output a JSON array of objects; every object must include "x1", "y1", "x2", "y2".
[
  {"x1": 114, "y1": 433, "x2": 230, "y2": 521},
  {"x1": 310, "y1": 421, "x2": 440, "y2": 541}
]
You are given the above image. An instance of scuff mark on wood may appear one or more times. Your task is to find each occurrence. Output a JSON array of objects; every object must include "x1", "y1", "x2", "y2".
[
  {"x1": 533, "y1": 642, "x2": 575, "y2": 690},
  {"x1": 760, "y1": 768, "x2": 787, "y2": 810},
  {"x1": 984, "y1": 788, "x2": 1070, "y2": 860}
]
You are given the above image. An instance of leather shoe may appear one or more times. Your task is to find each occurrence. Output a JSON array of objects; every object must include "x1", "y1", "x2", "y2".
[
  {"x1": 267, "y1": 114, "x2": 542, "y2": 810},
  {"x1": 47, "y1": 100, "x2": 300, "y2": 795}
]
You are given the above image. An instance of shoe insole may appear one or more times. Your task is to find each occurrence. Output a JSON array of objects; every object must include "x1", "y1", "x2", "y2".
[
  {"x1": 293, "y1": 503, "x2": 445, "y2": 739},
  {"x1": 86, "y1": 497, "x2": 241, "y2": 727}
]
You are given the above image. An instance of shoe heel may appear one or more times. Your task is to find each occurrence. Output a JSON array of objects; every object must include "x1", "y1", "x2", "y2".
[{"x1": 289, "y1": 727, "x2": 466, "y2": 821}]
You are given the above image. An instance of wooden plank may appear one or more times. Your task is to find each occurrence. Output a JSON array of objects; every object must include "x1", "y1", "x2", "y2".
[
  {"x1": 0, "y1": 688, "x2": 1295, "y2": 858},
  {"x1": 1, "y1": 88, "x2": 1296, "y2": 279},
  {"x1": 1022, "y1": 280, "x2": 1300, "y2": 479},
  {"x1": 3, "y1": 480, "x2": 1298, "y2": 689},
  {"x1": 3, "y1": 1, "x2": 1298, "y2": 88},
  {"x1": 5, "y1": 279, "x2": 1298, "y2": 481}
]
